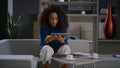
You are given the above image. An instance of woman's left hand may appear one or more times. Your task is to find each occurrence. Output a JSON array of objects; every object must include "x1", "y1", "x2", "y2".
[{"x1": 54, "y1": 35, "x2": 65, "y2": 44}]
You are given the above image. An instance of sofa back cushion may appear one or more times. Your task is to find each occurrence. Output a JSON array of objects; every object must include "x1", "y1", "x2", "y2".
[
  {"x1": 0, "y1": 40, "x2": 12, "y2": 54},
  {"x1": 68, "y1": 40, "x2": 89, "y2": 53},
  {"x1": 0, "y1": 39, "x2": 89, "y2": 55}
]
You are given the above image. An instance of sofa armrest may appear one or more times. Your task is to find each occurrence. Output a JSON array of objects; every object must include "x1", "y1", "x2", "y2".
[
  {"x1": 0, "y1": 55, "x2": 35, "y2": 68},
  {"x1": 0, "y1": 39, "x2": 40, "y2": 56}
]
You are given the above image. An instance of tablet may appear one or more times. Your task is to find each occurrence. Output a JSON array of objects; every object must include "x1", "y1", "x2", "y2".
[
  {"x1": 51, "y1": 33, "x2": 69, "y2": 37},
  {"x1": 51, "y1": 33, "x2": 69, "y2": 35}
]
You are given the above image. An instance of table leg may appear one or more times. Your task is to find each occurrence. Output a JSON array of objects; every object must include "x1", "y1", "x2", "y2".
[
  {"x1": 93, "y1": 63, "x2": 96, "y2": 68},
  {"x1": 59, "y1": 63, "x2": 61, "y2": 68},
  {"x1": 73, "y1": 65, "x2": 85, "y2": 68},
  {"x1": 83, "y1": 64, "x2": 85, "y2": 68},
  {"x1": 72, "y1": 65, "x2": 75, "y2": 68}
]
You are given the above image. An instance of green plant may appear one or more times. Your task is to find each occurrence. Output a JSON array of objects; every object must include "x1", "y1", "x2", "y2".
[{"x1": 7, "y1": 13, "x2": 22, "y2": 39}]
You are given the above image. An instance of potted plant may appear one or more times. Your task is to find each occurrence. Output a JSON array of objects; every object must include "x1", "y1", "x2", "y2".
[{"x1": 7, "y1": 13, "x2": 22, "y2": 39}]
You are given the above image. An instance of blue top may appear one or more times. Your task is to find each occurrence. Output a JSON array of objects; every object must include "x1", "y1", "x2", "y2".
[{"x1": 40, "y1": 27, "x2": 68, "y2": 52}]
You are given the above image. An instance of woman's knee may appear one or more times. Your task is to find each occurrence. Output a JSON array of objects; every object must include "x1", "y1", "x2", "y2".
[
  {"x1": 63, "y1": 45, "x2": 71, "y2": 51},
  {"x1": 58, "y1": 45, "x2": 71, "y2": 54},
  {"x1": 41, "y1": 45, "x2": 54, "y2": 53},
  {"x1": 39, "y1": 45, "x2": 54, "y2": 64}
]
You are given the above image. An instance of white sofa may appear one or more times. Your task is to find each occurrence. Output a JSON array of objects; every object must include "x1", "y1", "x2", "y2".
[
  {"x1": 0, "y1": 39, "x2": 89, "y2": 68},
  {"x1": 1, "y1": 39, "x2": 120, "y2": 68}
]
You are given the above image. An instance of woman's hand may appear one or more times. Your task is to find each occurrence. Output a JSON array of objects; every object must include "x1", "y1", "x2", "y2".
[
  {"x1": 54, "y1": 35, "x2": 65, "y2": 44},
  {"x1": 45, "y1": 35, "x2": 55, "y2": 44}
]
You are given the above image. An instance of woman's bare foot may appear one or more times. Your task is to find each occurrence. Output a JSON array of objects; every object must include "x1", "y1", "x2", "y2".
[
  {"x1": 44, "y1": 61, "x2": 50, "y2": 68},
  {"x1": 62, "y1": 64, "x2": 68, "y2": 68}
]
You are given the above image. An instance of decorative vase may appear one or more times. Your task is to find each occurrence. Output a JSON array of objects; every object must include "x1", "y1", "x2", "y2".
[{"x1": 104, "y1": 4, "x2": 114, "y2": 39}]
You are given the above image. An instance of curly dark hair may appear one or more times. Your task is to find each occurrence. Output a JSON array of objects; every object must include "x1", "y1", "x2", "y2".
[{"x1": 40, "y1": 4, "x2": 68, "y2": 32}]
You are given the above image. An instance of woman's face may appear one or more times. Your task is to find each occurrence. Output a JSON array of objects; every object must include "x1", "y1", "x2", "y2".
[{"x1": 49, "y1": 12, "x2": 59, "y2": 27}]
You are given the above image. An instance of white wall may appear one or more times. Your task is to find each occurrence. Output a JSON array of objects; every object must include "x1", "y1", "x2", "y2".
[{"x1": 8, "y1": 0, "x2": 13, "y2": 15}]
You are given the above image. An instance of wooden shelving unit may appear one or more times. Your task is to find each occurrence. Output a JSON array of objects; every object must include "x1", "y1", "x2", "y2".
[{"x1": 42, "y1": 1, "x2": 97, "y2": 5}]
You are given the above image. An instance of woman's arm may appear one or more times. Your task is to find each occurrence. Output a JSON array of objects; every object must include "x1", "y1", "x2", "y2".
[
  {"x1": 40, "y1": 28, "x2": 46, "y2": 47},
  {"x1": 54, "y1": 28, "x2": 68, "y2": 44},
  {"x1": 44, "y1": 35, "x2": 55, "y2": 44},
  {"x1": 40, "y1": 28, "x2": 55, "y2": 47},
  {"x1": 63, "y1": 28, "x2": 68, "y2": 45},
  {"x1": 54, "y1": 35, "x2": 65, "y2": 44}
]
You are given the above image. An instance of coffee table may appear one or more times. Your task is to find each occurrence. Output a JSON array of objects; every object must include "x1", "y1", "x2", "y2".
[{"x1": 52, "y1": 55, "x2": 102, "y2": 68}]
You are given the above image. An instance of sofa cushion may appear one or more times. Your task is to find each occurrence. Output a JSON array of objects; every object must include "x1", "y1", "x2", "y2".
[{"x1": 68, "y1": 40, "x2": 89, "y2": 53}]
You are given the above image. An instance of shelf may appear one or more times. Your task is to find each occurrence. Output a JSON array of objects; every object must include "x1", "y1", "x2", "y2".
[
  {"x1": 42, "y1": 1, "x2": 97, "y2": 5},
  {"x1": 67, "y1": 14, "x2": 97, "y2": 17},
  {"x1": 98, "y1": 39, "x2": 120, "y2": 42},
  {"x1": 99, "y1": 14, "x2": 117, "y2": 23},
  {"x1": 99, "y1": 14, "x2": 117, "y2": 17}
]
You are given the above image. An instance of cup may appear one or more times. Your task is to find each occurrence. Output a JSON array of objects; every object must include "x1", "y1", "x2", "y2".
[
  {"x1": 66, "y1": 54, "x2": 73, "y2": 59},
  {"x1": 81, "y1": 11, "x2": 86, "y2": 14},
  {"x1": 91, "y1": 53, "x2": 99, "y2": 58},
  {"x1": 59, "y1": 0, "x2": 64, "y2": 2}
]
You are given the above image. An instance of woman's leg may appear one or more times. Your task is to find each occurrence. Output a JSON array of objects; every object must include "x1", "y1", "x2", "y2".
[
  {"x1": 44, "y1": 61, "x2": 50, "y2": 68},
  {"x1": 57, "y1": 45, "x2": 71, "y2": 68},
  {"x1": 39, "y1": 45, "x2": 54, "y2": 68},
  {"x1": 62, "y1": 64, "x2": 69, "y2": 68},
  {"x1": 57, "y1": 45, "x2": 71, "y2": 54}
]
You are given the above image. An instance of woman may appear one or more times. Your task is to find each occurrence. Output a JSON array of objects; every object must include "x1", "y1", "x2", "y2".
[{"x1": 39, "y1": 4, "x2": 71, "y2": 68}]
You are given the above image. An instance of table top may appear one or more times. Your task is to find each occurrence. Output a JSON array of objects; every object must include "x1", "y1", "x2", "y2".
[
  {"x1": 99, "y1": 55, "x2": 120, "y2": 61},
  {"x1": 52, "y1": 55, "x2": 102, "y2": 65}
]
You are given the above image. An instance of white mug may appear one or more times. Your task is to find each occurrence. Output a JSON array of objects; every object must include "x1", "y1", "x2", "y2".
[
  {"x1": 66, "y1": 54, "x2": 73, "y2": 59},
  {"x1": 81, "y1": 11, "x2": 86, "y2": 14},
  {"x1": 92, "y1": 53, "x2": 99, "y2": 58},
  {"x1": 59, "y1": 0, "x2": 64, "y2": 2}
]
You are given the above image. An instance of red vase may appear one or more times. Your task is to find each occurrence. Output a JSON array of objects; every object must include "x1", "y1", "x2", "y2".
[{"x1": 104, "y1": 4, "x2": 114, "y2": 39}]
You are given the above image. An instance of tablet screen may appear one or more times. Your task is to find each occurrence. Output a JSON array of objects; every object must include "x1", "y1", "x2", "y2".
[{"x1": 51, "y1": 33, "x2": 69, "y2": 37}]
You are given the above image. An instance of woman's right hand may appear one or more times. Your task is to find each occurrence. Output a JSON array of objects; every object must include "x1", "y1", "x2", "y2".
[{"x1": 45, "y1": 35, "x2": 55, "y2": 44}]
